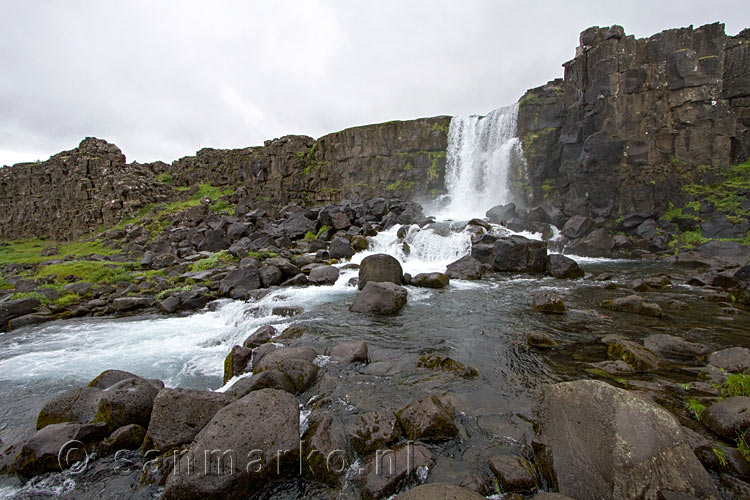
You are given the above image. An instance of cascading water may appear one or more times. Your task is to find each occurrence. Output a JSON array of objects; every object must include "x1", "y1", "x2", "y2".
[{"x1": 437, "y1": 102, "x2": 523, "y2": 221}]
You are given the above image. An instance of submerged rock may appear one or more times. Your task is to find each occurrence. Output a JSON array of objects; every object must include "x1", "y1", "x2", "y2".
[
  {"x1": 531, "y1": 291, "x2": 566, "y2": 314},
  {"x1": 527, "y1": 332, "x2": 558, "y2": 349},
  {"x1": 396, "y1": 395, "x2": 458, "y2": 441},
  {"x1": 411, "y1": 272, "x2": 450, "y2": 288},
  {"x1": 533, "y1": 380, "x2": 718, "y2": 500},
  {"x1": 601, "y1": 294, "x2": 663, "y2": 317},
  {"x1": 357, "y1": 443, "x2": 433, "y2": 500},
  {"x1": 417, "y1": 354, "x2": 479, "y2": 378},
  {"x1": 346, "y1": 409, "x2": 402, "y2": 456},
  {"x1": 350, "y1": 281, "x2": 407, "y2": 314}
]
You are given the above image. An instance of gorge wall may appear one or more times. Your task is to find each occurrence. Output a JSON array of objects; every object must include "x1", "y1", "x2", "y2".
[{"x1": 516, "y1": 23, "x2": 750, "y2": 246}]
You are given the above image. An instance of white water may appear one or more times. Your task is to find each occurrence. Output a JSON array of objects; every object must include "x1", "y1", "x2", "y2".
[{"x1": 436, "y1": 103, "x2": 522, "y2": 221}]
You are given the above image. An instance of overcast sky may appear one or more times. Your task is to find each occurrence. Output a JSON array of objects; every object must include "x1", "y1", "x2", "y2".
[{"x1": 1, "y1": 1, "x2": 748, "y2": 167}]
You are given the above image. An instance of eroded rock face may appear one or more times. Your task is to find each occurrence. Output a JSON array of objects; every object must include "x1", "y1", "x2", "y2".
[{"x1": 533, "y1": 380, "x2": 719, "y2": 500}]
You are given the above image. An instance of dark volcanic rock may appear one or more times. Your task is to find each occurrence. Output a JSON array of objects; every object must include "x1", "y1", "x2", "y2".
[
  {"x1": 358, "y1": 253, "x2": 403, "y2": 289},
  {"x1": 162, "y1": 389, "x2": 299, "y2": 500},
  {"x1": 330, "y1": 341, "x2": 369, "y2": 364},
  {"x1": 445, "y1": 255, "x2": 484, "y2": 280},
  {"x1": 223, "y1": 345, "x2": 254, "y2": 383},
  {"x1": 1, "y1": 298, "x2": 41, "y2": 331},
  {"x1": 533, "y1": 380, "x2": 718, "y2": 500},
  {"x1": 329, "y1": 236, "x2": 355, "y2": 260},
  {"x1": 227, "y1": 370, "x2": 296, "y2": 399},
  {"x1": 307, "y1": 264, "x2": 340, "y2": 285},
  {"x1": 547, "y1": 254, "x2": 584, "y2": 279},
  {"x1": 396, "y1": 395, "x2": 458, "y2": 442},
  {"x1": 347, "y1": 409, "x2": 402, "y2": 456},
  {"x1": 531, "y1": 291, "x2": 566, "y2": 314},
  {"x1": 357, "y1": 443, "x2": 434, "y2": 500},
  {"x1": 243, "y1": 325, "x2": 277, "y2": 348},
  {"x1": 702, "y1": 397, "x2": 750, "y2": 439},
  {"x1": 219, "y1": 265, "x2": 262, "y2": 299},
  {"x1": 707, "y1": 347, "x2": 750, "y2": 373},
  {"x1": 410, "y1": 272, "x2": 449, "y2": 288},
  {"x1": 350, "y1": 281, "x2": 408, "y2": 314},
  {"x1": 474, "y1": 235, "x2": 547, "y2": 273},
  {"x1": 601, "y1": 294, "x2": 663, "y2": 317}
]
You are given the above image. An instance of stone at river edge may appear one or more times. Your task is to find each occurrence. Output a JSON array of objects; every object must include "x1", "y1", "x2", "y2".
[
  {"x1": 162, "y1": 389, "x2": 299, "y2": 500},
  {"x1": 533, "y1": 380, "x2": 718, "y2": 500},
  {"x1": 546, "y1": 254, "x2": 584, "y2": 279},
  {"x1": 601, "y1": 294, "x2": 663, "y2": 318},
  {"x1": 531, "y1": 291, "x2": 565, "y2": 314},
  {"x1": 410, "y1": 272, "x2": 449, "y2": 288},
  {"x1": 350, "y1": 281, "x2": 407, "y2": 314},
  {"x1": 358, "y1": 253, "x2": 403, "y2": 290},
  {"x1": 396, "y1": 394, "x2": 458, "y2": 441},
  {"x1": 445, "y1": 255, "x2": 484, "y2": 280}
]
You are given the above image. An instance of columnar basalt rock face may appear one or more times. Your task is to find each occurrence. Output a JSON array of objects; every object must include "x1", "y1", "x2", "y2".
[
  {"x1": 0, "y1": 138, "x2": 172, "y2": 240},
  {"x1": 516, "y1": 23, "x2": 750, "y2": 221}
]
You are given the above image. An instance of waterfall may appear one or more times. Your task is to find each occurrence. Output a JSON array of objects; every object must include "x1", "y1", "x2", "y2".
[{"x1": 437, "y1": 103, "x2": 522, "y2": 221}]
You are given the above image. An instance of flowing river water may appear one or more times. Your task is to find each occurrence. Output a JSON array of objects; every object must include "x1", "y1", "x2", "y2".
[{"x1": 1, "y1": 108, "x2": 749, "y2": 499}]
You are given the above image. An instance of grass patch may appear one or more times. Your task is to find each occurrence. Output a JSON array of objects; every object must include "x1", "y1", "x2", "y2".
[
  {"x1": 713, "y1": 446, "x2": 728, "y2": 468},
  {"x1": 156, "y1": 172, "x2": 174, "y2": 184},
  {"x1": 721, "y1": 373, "x2": 750, "y2": 398},
  {"x1": 155, "y1": 285, "x2": 191, "y2": 301},
  {"x1": 686, "y1": 398, "x2": 706, "y2": 421},
  {"x1": 55, "y1": 293, "x2": 81, "y2": 307},
  {"x1": 304, "y1": 231, "x2": 316, "y2": 241},
  {"x1": 33, "y1": 261, "x2": 135, "y2": 285},
  {"x1": 0, "y1": 239, "x2": 120, "y2": 267},
  {"x1": 189, "y1": 250, "x2": 235, "y2": 272},
  {"x1": 737, "y1": 432, "x2": 750, "y2": 462},
  {"x1": 10, "y1": 291, "x2": 49, "y2": 305},
  {"x1": 669, "y1": 230, "x2": 709, "y2": 249}
]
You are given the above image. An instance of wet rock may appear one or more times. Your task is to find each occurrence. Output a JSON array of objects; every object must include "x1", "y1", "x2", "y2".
[
  {"x1": 347, "y1": 409, "x2": 402, "y2": 456},
  {"x1": 706, "y1": 347, "x2": 750, "y2": 373},
  {"x1": 485, "y1": 236, "x2": 548, "y2": 273},
  {"x1": 251, "y1": 343, "x2": 281, "y2": 365},
  {"x1": 259, "y1": 264, "x2": 283, "y2": 287},
  {"x1": 302, "y1": 415, "x2": 352, "y2": 486},
  {"x1": 526, "y1": 332, "x2": 558, "y2": 349},
  {"x1": 396, "y1": 395, "x2": 458, "y2": 441},
  {"x1": 1, "y1": 297, "x2": 41, "y2": 331},
  {"x1": 358, "y1": 253, "x2": 403, "y2": 289},
  {"x1": 330, "y1": 341, "x2": 369, "y2": 364},
  {"x1": 600, "y1": 294, "x2": 663, "y2": 317},
  {"x1": 112, "y1": 296, "x2": 151, "y2": 312},
  {"x1": 488, "y1": 455, "x2": 537, "y2": 492},
  {"x1": 531, "y1": 291, "x2": 565, "y2": 314},
  {"x1": 392, "y1": 483, "x2": 486, "y2": 500},
  {"x1": 533, "y1": 380, "x2": 718, "y2": 500},
  {"x1": 486, "y1": 203, "x2": 518, "y2": 224},
  {"x1": 561, "y1": 215, "x2": 592, "y2": 239},
  {"x1": 243, "y1": 325, "x2": 277, "y2": 348},
  {"x1": 254, "y1": 347, "x2": 319, "y2": 393},
  {"x1": 357, "y1": 442, "x2": 434, "y2": 500},
  {"x1": 702, "y1": 397, "x2": 750, "y2": 439},
  {"x1": 587, "y1": 360, "x2": 635, "y2": 375},
  {"x1": 411, "y1": 272, "x2": 450, "y2": 288},
  {"x1": 417, "y1": 354, "x2": 479, "y2": 378},
  {"x1": 445, "y1": 255, "x2": 484, "y2": 280},
  {"x1": 12, "y1": 422, "x2": 109, "y2": 480},
  {"x1": 219, "y1": 265, "x2": 261, "y2": 299},
  {"x1": 146, "y1": 388, "x2": 230, "y2": 450},
  {"x1": 350, "y1": 281, "x2": 408, "y2": 314},
  {"x1": 567, "y1": 228, "x2": 616, "y2": 258},
  {"x1": 643, "y1": 334, "x2": 711, "y2": 359},
  {"x1": 37, "y1": 386, "x2": 102, "y2": 429},
  {"x1": 93, "y1": 377, "x2": 159, "y2": 431},
  {"x1": 602, "y1": 335, "x2": 660, "y2": 371},
  {"x1": 329, "y1": 236, "x2": 355, "y2": 260},
  {"x1": 272, "y1": 305, "x2": 304, "y2": 318},
  {"x1": 276, "y1": 323, "x2": 307, "y2": 340},
  {"x1": 227, "y1": 370, "x2": 296, "y2": 399},
  {"x1": 698, "y1": 365, "x2": 727, "y2": 385},
  {"x1": 157, "y1": 295, "x2": 181, "y2": 313},
  {"x1": 89, "y1": 369, "x2": 163, "y2": 390},
  {"x1": 162, "y1": 389, "x2": 299, "y2": 500},
  {"x1": 98, "y1": 423, "x2": 146, "y2": 454},
  {"x1": 308, "y1": 265, "x2": 340, "y2": 285},
  {"x1": 265, "y1": 257, "x2": 301, "y2": 280},
  {"x1": 546, "y1": 254, "x2": 584, "y2": 279},
  {"x1": 223, "y1": 345, "x2": 254, "y2": 383}
]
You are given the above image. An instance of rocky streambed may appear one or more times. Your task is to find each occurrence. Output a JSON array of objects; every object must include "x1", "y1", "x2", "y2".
[{"x1": 1, "y1": 198, "x2": 750, "y2": 499}]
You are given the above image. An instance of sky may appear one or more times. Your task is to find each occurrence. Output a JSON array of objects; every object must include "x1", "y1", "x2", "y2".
[{"x1": 1, "y1": 1, "x2": 748, "y2": 167}]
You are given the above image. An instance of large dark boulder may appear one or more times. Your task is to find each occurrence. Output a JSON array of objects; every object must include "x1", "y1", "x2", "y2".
[
  {"x1": 162, "y1": 389, "x2": 299, "y2": 500},
  {"x1": 547, "y1": 254, "x2": 584, "y2": 279},
  {"x1": 223, "y1": 345, "x2": 254, "y2": 383},
  {"x1": 227, "y1": 370, "x2": 296, "y2": 399},
  {"x1": 643, "y1": 334, "x2": 711, "y2": 359},
  {"x1": 561, "y1": 215, "x2": 592, "y2": 239},
  {"x1": 702, "y1": 397, "x2": 750, "y2": 439},
  {"x1": 329, "y1": 236, "x2": 355, "y2": 260},
  {"x1": 358, "y1": 253, "x2": 403, "y2": 289},
  {"x1": 243, "y1": 325, "x2": 277, "y2": 348},
  {"x1": 307, "y1": 264, "x2": 340, "y2": 285},
  {"x1": 92, "y1": 377, "x2": 159, "y2": 431},
  {"x1": 445, "y1": 255, "x2": 484, "y2": 280},
  {"x1": 411, "y1": 272, "x2": 450, "y2": 288},
  {"x1": 350, "y1": 281, "x2": 408, "y2": 314},
  {"x1": 706, "y1": 347, "x2": 750, "y2": 373},
  {"x1": 37, "y1": 386, "x2": 103, "y2": 429},
  {"x1": 566, "y1": 228, "x2": 615, "y2": 258},
  {"x1": 533, "y1": 380, "x2": 718, "y2": 500},
  {"x1": 219, "y1": 265, "x2": 261, "y2": 299},
  {"x1": 1, "y1": 298, "x2": 42, "y2": 330},
  {"x1": 146, "y1": 388, "x2": 230, "y2": 450},
  {"x1": 347, "y1": 409, "x2": 402, "y2": 456},
  {"x1": 483, "y1": 236, "x2": 548, "y2": 272},
  {"x1": 280, "y1": 212, "x2": 316, "y2": 240},
  {"x1": 253, "y1": 346, "x2": 319, "y2": 393},
  {"x1": 396, "y1": 395, "x2": 458, "y2": 442},
  {"x1": 301, "y1": 415, "x2": 352, "y2": 486},
  {"x1": 357, "y1": 443, "x2": 434, "y2": 500},
  {"x1": 330, "y1": 341, "x2": 369, "y2": 364},
  {"x1": 486, "y1": 203, "x2": 518, "y2": 224}
]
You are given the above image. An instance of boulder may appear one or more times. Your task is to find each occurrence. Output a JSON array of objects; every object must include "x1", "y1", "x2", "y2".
[
  {"x1": 488, "y1": 455, "x2": 537, "y2": 492},
  {"x1": 280, "y1": 212, "x2": 316, "y2": 239},
  {"x1": 392, "y1": 483, "x2": 486, "y2": 500},
  {"x1": 329, "y1": 236, "x2": 355, "y2": 260},
  {"x1": 12, "y1": 422, "x2": 109, "y2": 480},
  {"x1": 485, "y1": 236, "x2": 548, "y2": 272},
  {"x1": 531, "y1": 291, "x2": 566, "y2": 314},
  {"x1": 396, "y1": 395, "x2": 458, "y2": 441},
  {"x1": 243, "y1": 325, "x2": 277, "y2": 348},
  {"x1": 350, "y1": 281, "x2": 408, "y2": 314},
  {"x1": 567, "y1": 228, "x2": 616, "y2": 258},
  {"x1": 99, "y1": 423, "x2": 146, "y2": 454},
  {"x1": 561, "y1": 215, "x2": 592, "y2": 239},
  {"x1": 445, "y1": 255, "x2": 484, "y2": 280},
  {"x1": 527, "y1": 332, "x2": 558, "y2": 349},
  {"x1": 417, "y1": 354, "x2": 479, "y2": 378},
  {"x1": 93, "y1": 377, "x2": 159, "y2": 431},
  {"x1": 330, "y1": 341, "x2": 369, "y2": 364},
  {"x1": 227, "y1": 370, "x2": 296, "y2": 399},
  {"x1": 302, "y1": 415, "x2": 352, "y2": 486},
  {"x1": 602, "y1": 335, "x2": 660, "y2": 371},
  {"x1": 547, "y1": 254, "x2": 584, "y2": 279},
  {"x1": 347, "y1": 409, "x2": 402, "y2": 456},
  {"x1": 533, "y1": 380, "x2": 718, "y2": 500},
  {"x1": 258, "y1": 265, "x2": 283, "y2": 288},
  {"x1": 146, "y1": 388, "x2": 230, "y2": 450},
  {"x1": 253, "y1": 347, "x2": 319, "y2": 393},
  {"x1": 411, "y1": 272, "x2": 450, "y2": 288},
  {"x1": 162, "y1": 389, "x2": 299, "y2": 500},
  {"x1": 358, "y1": 253, "x2": 403, "y2": 290},
  {"x1": 219, "y1": 265, "x2": 262, "y2": 299},
  {"x1": 357, "y1": 443, "x2": 434, "y2": 500},
  {"x1": 112, "y1": 296, "x2": 151, "y2": 312},
  {"x1": 37, "y1": 386, "x2": 102, "y2": 429},
  {"x1": 706, "y1": 347, "x2": 750, "y2": 373},
  {"x1": 223, "y1": 345, "x2": 254, "y2": 383},
  {"x1": 89, "y1": 369, "x2": 163, "y2": 390},
  {"x1": 702, "y1": 397, "x2": 750, "y2": 439},
  {"x1": 643, "y1": 334, "x2": 711, "y2": 359},
  {"x1": 601, "y1": 295, "x2": 663, "y2": 317},
  {"x1": 486, "y1": 203, "x2": 518, "y2": 224},
  {"x1": 307, "y1": 265, "x2": 340, "y2": 285},
  {"x1": 1, "y1": 298, "x2": 41, "y2": 331}
]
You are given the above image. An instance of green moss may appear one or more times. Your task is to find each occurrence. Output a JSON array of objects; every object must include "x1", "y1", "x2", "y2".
[
  {"x1": 316, "y1": 225, "x2": 331, "y2": 238},
  {"x1": 156, "y1": 172, "x2": 174, "y2": 184},
  {"x1": 189, "y1": 250, "x2": 235, "y2": 272},
  {"x1": 34, "y1": 261, "x2": 135, "y2": 285},
  {"x1": 520, "y1": 93, "x2": 543, "y2": 106},
  {"x1": 54, "y1": 293, "x2": 81, "y2": 307},
  {"x1": 431, "y1": 121, "x2": 450, "y2": 134},
  {"x1": 686, "y1": 398, "x2": 706, "y2": 421},
  {"x1": 714, "y1": 446, "x2": 728, "y2": 467},
  {"x1": 670, "y1": 230, "x2": 709, "y2": 249},
  {"x1": 721, "y1": 373, "x2": 750, "y2": 398},
  {"x1": 0, "y1": 238, "x2": 120, "y2": 267},
  {"x1": 11, "y1": 291, "x2": 49, "y2": 305},
  {"x1": 737, "y1": 432, "x2": 750, "y2": 462},
  {"x1": 156, "y1": 285, "x2": 191, "y2": 301}
]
